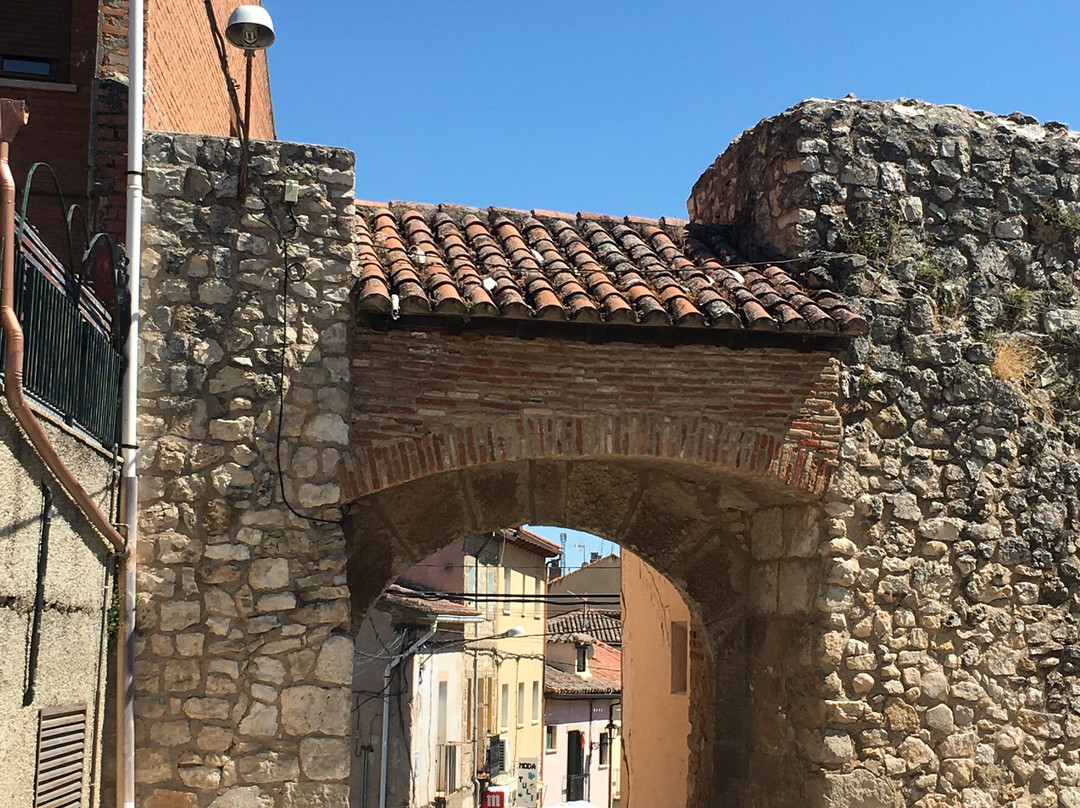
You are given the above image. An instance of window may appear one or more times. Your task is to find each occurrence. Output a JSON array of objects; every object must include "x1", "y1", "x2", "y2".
[
  {"x1": 35, "y1": 704, "x2": 87, "y2": 808},
  {"x1": 466, "y1": 677, "x2": 474, "y2": 739},
  {"x1": 531, "y1": 681, "x2": 540, "y2": 723},
  {"x1": 478, "y1": 677, "x2": 493, "y2": 736},
  {"x1": 517, "y1": 682, "x2": 525, "y2": 727},
  {"x1": 486, "y1": 570, "x2": 496, "y2": 618},
  {"x1": 575, "y1": 646, "x2": 587, "y2": 674},
  {"x1": 533, "y1": 578, "x2": 542, "y2": 618},
  {"x1": 487, "y1": 736, "x2": 506, "y2": 774},
  {"x1": 599, "y1": 731, "x2": 610, "y2": 767},
  {"x1": 0, "y1": 0, "x2": 73, "y2": 83},
  {"x1": 436, "y1": 743, "x2": 457, "y2": 793},
  {"x1": 437, "y1": 680, "x2": 448, "y2": 744},
  {"x1": 503, "y1": 567, "x2": 512, "y2": 615},
  {"x1": 500, "y1": 683, "x2": 509, "y2": 731},
  {"x1": 545, "y1": 725, "x2": 556, "y2": 752},
  {"x1": 671, "y1": 620, "x2": 688, "y2": 694}
]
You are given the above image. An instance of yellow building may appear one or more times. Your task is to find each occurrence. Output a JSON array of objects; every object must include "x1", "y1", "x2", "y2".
[
  {"x1": 395, "y1": 527, "x2": 559, "y2": 805},
  {"x1": 472, "y1": 529, "x2": 559, "y2": 803}
]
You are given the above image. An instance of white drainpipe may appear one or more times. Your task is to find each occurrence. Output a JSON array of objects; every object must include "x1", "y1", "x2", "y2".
[{"x1": 118, "y1": 0, "x2": 144, "y2": 805}]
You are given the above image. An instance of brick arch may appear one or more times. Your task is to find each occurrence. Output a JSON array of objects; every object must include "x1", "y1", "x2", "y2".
[
  {"x1": 339, "y1": 412, "x2": 837, "y2": 503},
  {"x1": 343, "y1": 452, "x2": 829, "y2": 808}
]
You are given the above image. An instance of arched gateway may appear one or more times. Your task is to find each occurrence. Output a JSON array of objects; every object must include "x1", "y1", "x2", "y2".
[
  {"x1": 336, "y1": 201, "x2": 864, "y2": 807},
  {"x1": 135, "y1": 130, "x2": 868, "y2": 808},
  {"x1": 131, "y1": 99, "x2": 1080, "y2": 808}
]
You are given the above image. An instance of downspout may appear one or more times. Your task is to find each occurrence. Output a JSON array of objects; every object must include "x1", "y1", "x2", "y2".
[
  {"x1": 118, "y1": 0, "x2": 146, "y2": 804},
  {"x1": 381, "y1": 618, "x2": 442, "y2": 808},
  {"x1": 471, "y1": 532, "x2": 497, "y2": 808},
  {"x1": 0, "y1": 101, "x2": 123, "y2": 556}
]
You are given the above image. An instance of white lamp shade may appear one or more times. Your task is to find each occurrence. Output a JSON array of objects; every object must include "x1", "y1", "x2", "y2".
[{"x1": 225, "y1": 5, "x2": 275, "y2": 50}]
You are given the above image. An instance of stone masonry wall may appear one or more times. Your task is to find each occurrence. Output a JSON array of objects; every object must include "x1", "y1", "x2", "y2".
[
  {"x1": 693, "y1": 98, "x2": 1080, "y2": 808},
  {"x1": 137, "y1": 133, "x2": 357, "y2": 808}
]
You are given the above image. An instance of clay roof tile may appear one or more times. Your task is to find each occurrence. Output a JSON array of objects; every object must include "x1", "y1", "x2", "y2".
[{"x1": 351, "y1": 204, "x2": 863, "y2": 340}]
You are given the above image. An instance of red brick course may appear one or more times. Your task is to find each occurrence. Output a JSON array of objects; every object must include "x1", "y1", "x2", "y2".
[{"x1": 343, "y1": 330, "x2": 842, "y2": 499}]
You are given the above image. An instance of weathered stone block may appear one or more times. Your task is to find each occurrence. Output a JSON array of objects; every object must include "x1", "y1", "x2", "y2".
[
  {"x1": 237, "y1": 702, "x2": 279, "y2": 738},
  {"x1": 299, "y1": 737, "x2": 349, "y2": 780},
  {"x1": 249, "y1": 558, "x2": 290, "y2": 590},
  {"x1": 160, "y1": 601, "x2": 201, "y2": 632},
  {"x1": 207, "y1": 786, "x2": 273, "y2": 808},
  {"x1": 280, "y1": 686, "x2": 350, "y2": 736},
  {"x1": 313, "y1": 635, "x2": 353, "y2": 686}
]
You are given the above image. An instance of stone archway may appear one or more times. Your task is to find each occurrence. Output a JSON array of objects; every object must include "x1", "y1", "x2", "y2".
[
  {"x1": 344, "y1": 453, "x2": 829, "y2": 807},
  {"x1": 133, "y1": 133, "x2": 855, "y2": 808}
]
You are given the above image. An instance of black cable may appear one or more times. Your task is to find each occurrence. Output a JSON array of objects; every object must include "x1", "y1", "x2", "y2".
[
  {"x1": 273, "y1": 210, "x2": 339, "y2": 526},
  {"x1": 204, "y1": 0, "x2": 245, "y2": 135}
]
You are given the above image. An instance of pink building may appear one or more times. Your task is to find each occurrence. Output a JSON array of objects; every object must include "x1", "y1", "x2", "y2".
[{"x1": 542, "y1": 632, "x2": 622, "y2": 807}]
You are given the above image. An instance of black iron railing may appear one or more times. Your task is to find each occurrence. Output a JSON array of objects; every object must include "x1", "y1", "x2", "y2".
[
  {"x1": 567, "y1": 773, "x2": 588, "y2": 802},
  {"x1": 0, "y1": 218, "x2": 125, "y2": 449}
]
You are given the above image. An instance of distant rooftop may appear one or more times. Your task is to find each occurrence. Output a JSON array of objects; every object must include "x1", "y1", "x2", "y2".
[
  {"x1": 545, "y1": 639, "x2": 621, "y2": 696},
  {"x1": 547, "y1": 608, "x2": 622, "y2": 647}
]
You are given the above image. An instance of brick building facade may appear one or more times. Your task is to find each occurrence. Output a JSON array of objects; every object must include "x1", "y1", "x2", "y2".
[{"x1": 2, "y1": 0, "x2": 273, "y2": 248}]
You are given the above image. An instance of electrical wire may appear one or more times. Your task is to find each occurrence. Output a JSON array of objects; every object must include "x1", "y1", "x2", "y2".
[{"x1": 265, "y1": 201, "x2": 340, "y2": 526}]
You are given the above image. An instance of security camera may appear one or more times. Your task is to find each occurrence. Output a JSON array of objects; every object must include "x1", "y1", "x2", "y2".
[{"x1": 225, "y1": 5, "x2": 275, "y2": 51}]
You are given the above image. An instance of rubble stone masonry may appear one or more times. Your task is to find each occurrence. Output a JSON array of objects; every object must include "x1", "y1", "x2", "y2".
[
  {"x1": 692, "y1": 98, "x2": 1080, "y2": 808},
  {"x1": 137, "y1": 133, "x2": 356, "y2": 808}
]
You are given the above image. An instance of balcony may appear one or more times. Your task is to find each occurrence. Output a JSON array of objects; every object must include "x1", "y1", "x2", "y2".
[{"x1": 0, "y1": 216, "x2": 126, "y2": 449}]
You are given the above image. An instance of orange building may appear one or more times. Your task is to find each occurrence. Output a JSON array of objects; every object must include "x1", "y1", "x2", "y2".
[{"x1": 619, "y1": 550, "x2": 696, "y2": 808}]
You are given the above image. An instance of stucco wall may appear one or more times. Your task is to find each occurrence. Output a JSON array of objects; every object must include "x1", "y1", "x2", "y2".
[
  {"x1": 548, "y1": 555, "x2": 621, "y2": 618},
  {"x1": 0, "y1": 400, "x2": 116, "y2": 808},
  {"x1": 542, "y1": 697, "x2": 618, "y2": 807},
  {"x1": 620, "y1": 550, "x2": 692, "y2": 808},
  {"x1": 494, "y1": 541, "x2": 548, "y2": 774}
]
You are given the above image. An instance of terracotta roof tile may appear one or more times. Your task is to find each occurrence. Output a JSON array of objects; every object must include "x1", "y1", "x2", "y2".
[
  {"x1": 352, "y1": 204, "x2": 869, "y2": 337},
  {"x1": 380, "y1": 583, "x2": 480, "y2": 620},
  {"x1": 547, "y1": 609, "x2": 622, "y2": 646}
]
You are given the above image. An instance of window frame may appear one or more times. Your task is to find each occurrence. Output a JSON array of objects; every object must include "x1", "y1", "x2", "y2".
[{"x1": 545, "y1": 724, "x2": 557, "y2": 752}]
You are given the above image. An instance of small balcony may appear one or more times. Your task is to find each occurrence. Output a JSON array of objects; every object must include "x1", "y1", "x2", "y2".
[{"x1": 0, "y1": 216, "x2": 126, "y2": 449}]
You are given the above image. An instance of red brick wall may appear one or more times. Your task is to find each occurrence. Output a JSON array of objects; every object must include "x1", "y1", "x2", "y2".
[
  {"x1": 5, "y1": 0, "x2": 99, "y2": 254},
  {"x1": 144, "y1": 0, "x2": 274, "y2": 139},
  {"x1": 6, "y1": 0, "x2": 274, "y2": 254},
  {"x1": 343, "y1": 330, "x2": 843, "y2": 498}
]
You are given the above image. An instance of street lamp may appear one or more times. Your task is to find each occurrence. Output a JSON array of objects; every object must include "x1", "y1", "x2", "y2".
[{"x1": 224, "y1": 5, "x2": 275, "y2": 198}]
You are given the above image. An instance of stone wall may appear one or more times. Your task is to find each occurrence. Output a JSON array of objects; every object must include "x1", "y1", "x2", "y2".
[
  {"x1": 692, "y1": 98, "x2": 1080, "y2": 808},
  {"x1": 136, "y1": 133, "x2": 356, "y2": 808}
]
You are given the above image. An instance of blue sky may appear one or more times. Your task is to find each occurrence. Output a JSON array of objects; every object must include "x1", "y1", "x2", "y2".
[
  {"x1": 264, "y1": 1, "x2": 1080, "y2": 222},
  {"x1": 261, "y1": 1, "x2": 1079, "y2": 565}
]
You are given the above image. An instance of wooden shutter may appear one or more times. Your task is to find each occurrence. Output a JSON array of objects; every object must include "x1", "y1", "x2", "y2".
[{"x1": 34, "y1": 703, "x2": 87, "y2": 808}]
